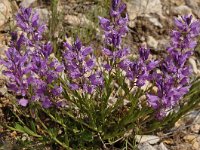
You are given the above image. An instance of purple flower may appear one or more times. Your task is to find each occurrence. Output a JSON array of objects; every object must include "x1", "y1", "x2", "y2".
[
  {"x1": 19, "y1": 98, "x2": 29, "y2": 107},
  {"x1": 1, "y1": 7, "x2": 64, "y2": 108},
  {"x1": 99, "y1": 0, "x2": 129, "y2": 71},
  {"x1": 147, "y1": 15, "x2": 200, "y2": 118},
  {"x1": 63, "y1": 37, "x2": 103, "y2": 93}
]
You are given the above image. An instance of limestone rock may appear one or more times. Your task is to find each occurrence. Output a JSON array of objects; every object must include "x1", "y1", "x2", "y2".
[
  {"x1": 189, "y1": 57, "x2": 200, "y2": 75},
  {"x1": 172, "y1": 5, "x2": 192, "y2": 15},
  {"x1": 147, "y1": 36, "x2": 158, "y2": 49},
  {"x1": 157, "y1": 143, "x2": 169, "y2": 150},
  {"x1": 126, "y1": 0, "x2": 163, "y2": 20},
  {"x1": 64, "y1": 14, "x2": 97, "y2": 31},
  {"x1": 0, "y1": 0, "x2": 12, "y2": 29},
  {"x1": 185, "y1": 0, "x2": 200, "y2": 17},
  {"x1": 34, "y1": 8, "x2": 49, "y2": 24},
  {"x1": 135, "y1": 135, "x2": 160, "y2": 144},
  {"x1": 138, "y1": 142, "x2": 157, "y2": 150},
  {"x1": 20, "y1": 0, "x2": 37, "y2": 8}
]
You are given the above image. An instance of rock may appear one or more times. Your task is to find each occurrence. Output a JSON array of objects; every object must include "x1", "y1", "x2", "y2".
[
  {"x1": 184, "y1": 134, "x2": 197, "y2": 142},
  {"x1": 64, "y1": 14, "x2": 95, "y2": 28},
  {"x1": 189, "y1": 57, "x2": 200, "y2": 75},
  {"x1": 135, "y1": 135, "x2": 160, "y2": 144},
  {"x1": 170, "y1": 0, "x2": 185, "y2": 6},
  {"x1": 0, "y1": 0, "x2": 12, "y2": 29},
  {"x1": 147, "y1": 36, "x2": 158, "y2": 49},
  {"x1": 190, "y1": 124, "x2": 200, "y2": 134},
  {"x1": 34, "y1": 8, "x2": 49, "y2": 24},
  {"x1": 127, "y1": 0, "x2": 164, "y2": 28},
  {"x1": 185, "y1": 0, "x2": 199, "y2": 10},
  {"x1": 193, "y1": 141, "x2": 199, "y2": 150},
  {"x1": 0, "y1": 85, "x2": 7, "y2": 96},
  {"x1": 126, "y1": 0, "x2": 163, "y2": 21},
  {"x1": 172, "y1": 5, "x2": 192, "y2": 15},
  {"x1": 157, "y1": 143, "x2": 169, "y2": 150},
  {"x1": 20, "y1": 0, "x2": 37, "y2": 8},
  {"x1": 138, "y1": 142, "x2": 156, "y2": 150},
  {"x1": 147, "y1": 16, "x2": 163, "y2": 28},
  {"x1": 185, "y1": 0, "x2": 200, "y2": 17}
]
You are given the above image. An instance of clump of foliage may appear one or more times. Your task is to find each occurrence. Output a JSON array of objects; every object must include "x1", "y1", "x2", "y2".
[{"x1": 1, "y1": 0, "x2": 200, "y2": 149}]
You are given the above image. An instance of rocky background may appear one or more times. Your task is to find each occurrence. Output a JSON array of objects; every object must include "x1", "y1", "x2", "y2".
[{"x1": 0, "y1": 0, "x2": 200, "y2": 150}]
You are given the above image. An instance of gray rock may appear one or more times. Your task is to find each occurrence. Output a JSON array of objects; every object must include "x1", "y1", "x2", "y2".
[
  {"x1": 189, "y1": 57, "x2": 200, "y2": 75},
  {"x1": 135, "y1": 135, "x2": 160, "y2": 145},
  {"x1": 64, "y1": 14, "x2": 97, "y2": 31},
  {"x1": 172, "y1": 5, "x2": 192, "y2": 15},
  {"x1": 185, "y1": 0, "x2": 199, "y2": 9},
  {"x1": 185, "y1": 0, "x2": 200, "y2": 17},
  {"x1": 20, "y1": 0, "x2": 37, "y2": 8},
  {"x1": 0, "y1": 85, "x2": 7, "y2": 96},
  {"x1": 126, "y1": 0, "x2": 163, "y2": 28},
  {"x1": 0, "y1": 0, "x2": 12, "y2": 29},
  {"x1": 156, "y1": 143, "x2": 169, "y2": 150},
  {"x1": 147, "y1": 36, "x2": 158, "y2": 49},
  {"x1": 147, "y1": 16, "x2": 163, "y2": 28},
  {"x1": 138, "y1": 142, "x2": 157, "y2": 150},
  {"x1": 34, "y1": 8, "x2": 49, "y2": 24},
  {"x1": 126, "y1": 0, "x2": 163, "y2": 20},
  {"x1": 185, "y1": 110, "x2": 200, "y2": 124}
]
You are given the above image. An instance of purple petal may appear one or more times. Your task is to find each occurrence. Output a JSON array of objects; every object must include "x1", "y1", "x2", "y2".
[{"x1": 19, "y1": 98, "x2": 28, "y2": 107}]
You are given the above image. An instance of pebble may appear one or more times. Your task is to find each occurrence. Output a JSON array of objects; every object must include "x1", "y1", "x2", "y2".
[
  {"x1": 135, "y1": 135, "x2": 160, "y2": 144},
  {"x1": 0, "y1": 85, "x2": 7, "y2": 96},
  {"x1": 0, "y1": 0, "x2": 12, "y2": 29},
  {"x1": 147, "y1": 36, "x2": 158, "y2": 50},
  {"x1": 138, "y1": 142, "x2": 156, "y2": 150},
  {"x1": 190, "y1": 124, "x2": 200, "y2": 134},
  {"x1": 157, "y1": 142, "x2": 169, "y2": 150},
  {"x1": 189, "y1": 57, "x2": 200, "y2": 75},
  {"x1": 20, "y1": 0, "x2": 37, "y2": 8},
  {"x1": 172, "y1": 5, "x2": 192, "y2": 15}
]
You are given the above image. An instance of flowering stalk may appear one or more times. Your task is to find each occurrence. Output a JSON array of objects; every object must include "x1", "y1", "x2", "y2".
[
  {"x1": 99, "y1": 0, "x2": 129, "y2": 70},
  {"x1": 63, "y1": 38, "x2": 103, "y2": 94},
  {"x1": 1, "y1": 8, "x2": 64, "y2": 107},
  {"x1": 147, "y1": 15, "x2": 200, "y2": 118}
]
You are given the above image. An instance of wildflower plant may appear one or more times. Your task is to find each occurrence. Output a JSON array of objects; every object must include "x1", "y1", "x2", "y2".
[{"x1": 1, "y1": 0, "x2": 200, "y2": 149}]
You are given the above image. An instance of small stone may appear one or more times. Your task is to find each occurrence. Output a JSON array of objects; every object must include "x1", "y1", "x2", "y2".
[
  {"x1": 0, "y1": 0, "x2": 12, "y2": 29},
  {"x1": 34, "y1": 8, "x2": 49, "y2": 24},
  {"x1": 65, "y1": 14, "x2": 90, "y2": 27},
  {"x1": 21, "y1": 136, "x2": 27, "y2": 141},
  {"x1": 0, "y1": 85, "x2": 7, "y2": 96},
  {"x1": 183, "y1": 134, "x2": 197, "y2": 142},
  {"x1": 20, "y1": 0, "x2": 37, "y2": 8},
  {"x1": 189, "y1": 57, "x2": 200, "y2": 75},
  {"x1": 191, "y1": 124, "x2": 200, "y2": 134},
  {"x1": 172, "y1": 5, "x2": 192, "y2": 15},
  {"x1": 193, "y1": 141, "x2": 199, "y2": 150},
  {"x1": 170, "y1": 0, "x2": 185, "y2": 6},
  {"x1": 135, "y1": 135, "x2": 160, "y2": 144},
  {"x1": 147, "y1": 16, "x2": 163, "y2": 28},
  {"x1": 147, "y1": 36, "x2": 158, "y2": 50},
  {"x1": 185, "y1": 0, "x2": 198, "y2": 9},
  {"x1": 126, "y1": 0, "x2": 163, "y2": 21},
  {"x1": 138, "y1": 142, "x2": 156, "y2": 150},
  {"x1": 157, "y1": 143, "x2": 169, "y2": 150}
]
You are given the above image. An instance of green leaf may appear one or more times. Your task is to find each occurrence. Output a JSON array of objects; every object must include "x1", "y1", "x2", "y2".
[{"x1": 7, "y1": 123, "x2": 42, "y2": 138}]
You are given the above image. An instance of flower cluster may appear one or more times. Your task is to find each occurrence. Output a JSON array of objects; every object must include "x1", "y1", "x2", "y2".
[
  {"x1": 30, "y1": 42, "x2": 64, "y2": 108},
  {"x1": 147, "y1": 15, "x2": 200, "y2": 118},
  {"x1": 99, "y1": 0, "x2": 129, "y2": 70},
  {"x1": 1, "y1": 0, "x2": 200, "y2": 121},
  {"x1": 16, "y1": 7, "x2": 46, "y2": 42},
  {"x1": 119, "y1": 47, "x2": 159, "y2": 87},
  {"x1": 63, "y1": 38, "x2": 103, "y2": 94},
  {"x1": 1, "y1": 8, "x2": 63, "y2": 107}
]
